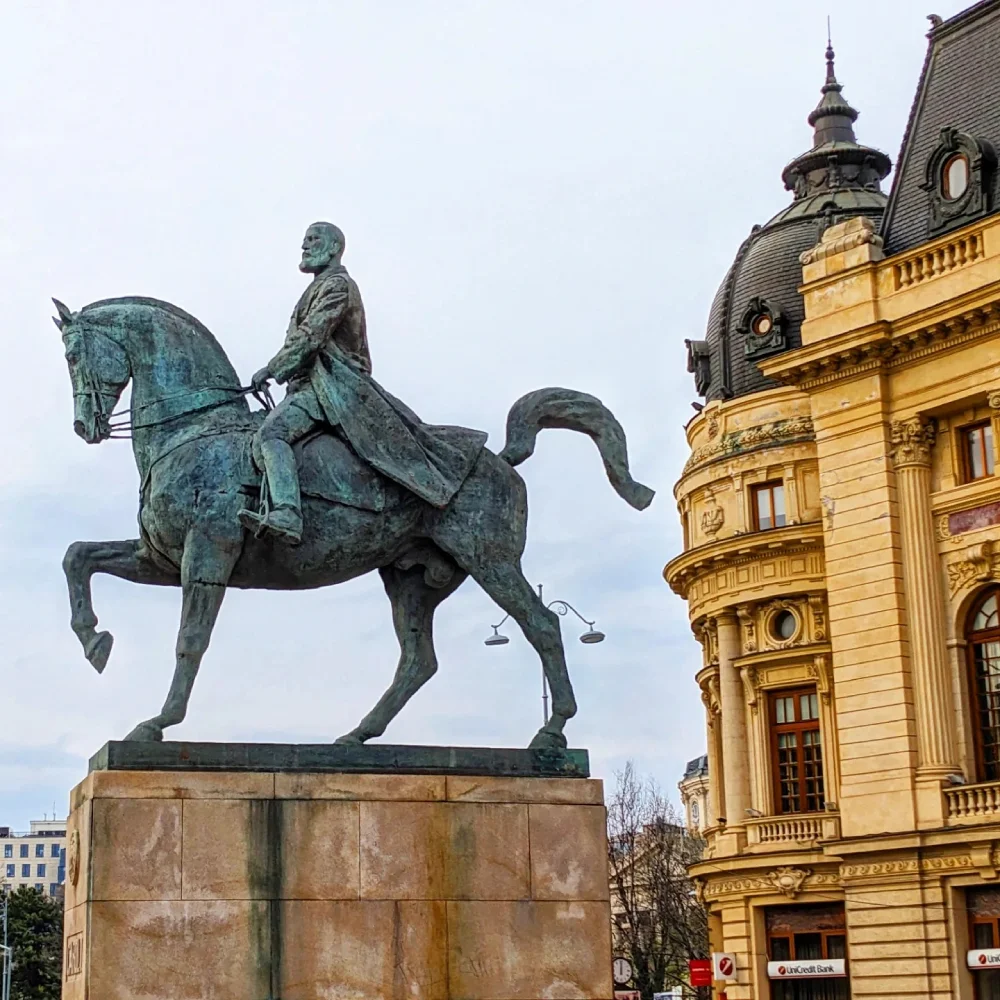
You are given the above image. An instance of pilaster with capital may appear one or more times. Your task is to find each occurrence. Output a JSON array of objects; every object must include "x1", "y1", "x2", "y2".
[{"x1": 889, "y1": 415, "x2": 958, "y2": 793}]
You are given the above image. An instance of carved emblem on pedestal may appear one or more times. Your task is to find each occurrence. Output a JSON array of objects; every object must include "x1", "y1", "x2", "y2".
[{"x1": 68, "y1": 829, "x2": 81, "y2": 887}]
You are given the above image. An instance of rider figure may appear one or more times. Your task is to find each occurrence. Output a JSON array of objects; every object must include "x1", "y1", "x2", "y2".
[{"x1": 238, "y1": 222, "x2": 369, "y2": 543}]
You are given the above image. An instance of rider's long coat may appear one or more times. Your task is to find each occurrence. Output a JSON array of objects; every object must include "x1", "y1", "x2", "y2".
[{"x1": 268, "y1": 266, "x2": 487, "y2": 508}]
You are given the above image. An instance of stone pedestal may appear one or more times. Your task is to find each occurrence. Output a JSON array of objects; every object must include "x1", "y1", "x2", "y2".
[{"x1": 62, "y1": 743, "x2": 612, "y2": 1000}]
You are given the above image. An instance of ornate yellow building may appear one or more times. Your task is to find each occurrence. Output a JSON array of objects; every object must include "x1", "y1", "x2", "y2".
[{"x1": 665, "y1": 4, "x2": 1000, "y2": 997}]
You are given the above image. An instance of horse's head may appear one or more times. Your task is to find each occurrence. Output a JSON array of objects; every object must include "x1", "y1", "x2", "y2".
[{"x1": 53, "y1": 298, "x2": 130, "y2": 444}]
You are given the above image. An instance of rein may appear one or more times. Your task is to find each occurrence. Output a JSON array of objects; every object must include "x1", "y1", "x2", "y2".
[{"x1": 109, "y1": 384, "x2": 274, "y2": 438}]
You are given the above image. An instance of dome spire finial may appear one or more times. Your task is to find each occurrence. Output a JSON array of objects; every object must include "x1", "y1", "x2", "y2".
[{"x1": 826, "y1": 17, "x2": 836, "y2": 85}]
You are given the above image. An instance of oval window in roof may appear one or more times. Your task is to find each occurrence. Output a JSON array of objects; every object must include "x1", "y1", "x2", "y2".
[{"x1": 943, "y1": 153, "x2": 970, "y2": 200}]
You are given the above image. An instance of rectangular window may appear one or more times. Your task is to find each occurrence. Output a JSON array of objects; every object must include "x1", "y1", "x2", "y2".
[
  {"x1": 961, "y1": 421, "x2": 995, "y2": 483},
  {"x1": 19, "y1": 845, "x2": 27, "y2": 858},
  {"x1": 752, "y1": 481, "x2": 786, "y2": 531},
  {"x1": 3, "y1": 845, "x2": 10, "y2": 858},
  {"x1": 770, "y1": 687, "x2": 825, "y2": 814},
  {"x1": 51, "y1": 844, "x2": 60, "y2": 858},
  {"x1": 34, "y1": 844, "x2": 43, "y2": 858},
  {"x1": 4, "y1": 865, "x2": 12, "y2": 878},
  {"x1": 21, "y1": 865, "x2": 29, "y2": 878},
  {"x1": 49, "y1": 884, "x2": 58, "y2": 897},
  {"x1": 33, "y1": 884, "x2": 42, "y2": 893},
  {"x1": 766, "y1": 904, "x2": 848, "y2": 1000},
  {"x1": 36, "y1": 864, "x2": 45, "y2": 878}
]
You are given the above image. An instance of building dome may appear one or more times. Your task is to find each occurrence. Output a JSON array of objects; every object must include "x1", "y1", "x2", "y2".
[{"x1": 686, "y1": 43, "x2": 892, "y2": 401}]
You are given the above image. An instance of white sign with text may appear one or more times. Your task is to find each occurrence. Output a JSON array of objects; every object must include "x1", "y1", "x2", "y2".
[
  {"x1": 968, "y1": 949, "x2": 1000, "y2": 969},
  {"x1": 767, "y1": 959, "x2": 846, "y2": 979}
]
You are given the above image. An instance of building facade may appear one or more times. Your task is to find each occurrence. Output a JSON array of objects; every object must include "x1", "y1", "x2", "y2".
[
  {"x1": 0, "y1": 819, "x2": 67, "y2": 898},
  {"x1": 679, "y1": 755, "x2": 711, "y2": 835},
  {"x1": 665, "y1": 3, "x2": 1000, "y2": 997}
]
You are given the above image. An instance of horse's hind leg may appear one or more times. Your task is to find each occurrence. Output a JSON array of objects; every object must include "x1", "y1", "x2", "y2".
[
  {"x1": 336, "y1": 564, "x2": 465, "y2": 745},
  {"x1": 63, "y1": 539, "x2": 179, "y2": 673},
  {"x1": 464, "y1": 559, "x2": 577, "y2": 749}
]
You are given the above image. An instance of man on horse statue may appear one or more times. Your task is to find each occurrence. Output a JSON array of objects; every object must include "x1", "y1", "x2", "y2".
[{"x1": 238, "y1": 222, "x2": 486, "y2": 543}]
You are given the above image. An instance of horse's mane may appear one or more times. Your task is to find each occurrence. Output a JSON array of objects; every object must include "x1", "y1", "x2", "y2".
[{"x1": 80, "y1": 296, "x2": 225, "y2": 353}]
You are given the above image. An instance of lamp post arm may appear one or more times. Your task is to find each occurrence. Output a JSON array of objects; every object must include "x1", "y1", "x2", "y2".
[{"x1": 546, "y1": 600, "x2": 596, "y2": 629}]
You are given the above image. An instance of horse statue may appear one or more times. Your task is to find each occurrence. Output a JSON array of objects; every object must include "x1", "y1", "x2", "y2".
[{"x1": 54, "y1": 295, "x2": 653, "y2": 747}]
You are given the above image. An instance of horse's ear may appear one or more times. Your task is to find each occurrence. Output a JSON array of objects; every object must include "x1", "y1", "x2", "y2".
[{"x1": 52, "y1": 298, "x2": 73, "y2": 330}]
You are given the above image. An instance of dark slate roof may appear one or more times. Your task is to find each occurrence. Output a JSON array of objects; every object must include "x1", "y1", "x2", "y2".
[
  {"x1": 690, "y1": 45, "x2": 890, "y2": 401},
  {"x1": 882, "y1": 0, "x2": 1000, "y2": 254},
  {"x1": 683, "y1": 755, "x2": 709, "y2": 779}
]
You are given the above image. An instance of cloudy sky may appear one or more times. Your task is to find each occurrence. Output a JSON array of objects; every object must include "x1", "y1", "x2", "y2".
[{"x1": 1, "y1": 0, "x2": 969, "y2": 828}]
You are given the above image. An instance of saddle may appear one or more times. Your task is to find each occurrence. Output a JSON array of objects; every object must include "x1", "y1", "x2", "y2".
[{"x1": 293, "y1": 429, "x2": 399, "y2": 512}]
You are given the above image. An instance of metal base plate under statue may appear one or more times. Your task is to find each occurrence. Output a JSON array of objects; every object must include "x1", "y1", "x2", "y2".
[{"x1": 62, "y1": 742, "x2": 614, "y2": 1000}]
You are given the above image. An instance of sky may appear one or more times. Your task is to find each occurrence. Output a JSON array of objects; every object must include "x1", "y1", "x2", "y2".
[{"x1": 0, "y1": 0, "x2": 971, "y2": 829}]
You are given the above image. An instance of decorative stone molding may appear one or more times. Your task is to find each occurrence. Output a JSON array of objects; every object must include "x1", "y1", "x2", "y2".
[
  {"x1": 707, "y1": 413, "x2": 720, "y2": 439},
  {"x1": 807, "y1": 594, "x2": 827, "y2": 641},
  {"x1": 737, "y1": 604, "x2": 758, "y2": 654},
  {"x1": 699, "y1": 669, "x2": 722, "y2": 719},
  {"x1": 701, "y1": 869, "x2": 840, "y2": 899},
  {"x1": 841, "y1": 855, "x2": 974, "y2": 879},
  {"x1": 759, "y1": 598, "x2": 803, "y2": 649},
  {"x1": 807, "y1": 653, "x2": 833, "y2": 705},
  {"x1": 692, "y1": 877, "x2": 706, "y2": 904},
  {"x1": 889, "y1": 416, "x2": 936, "y2": 468},
  {"x1": 700, "y1": 491, "x2": 725, "y2": 539},
  {"x1": 989, "y1": 390, "x2": 1000, "y2": 410},
  {"x1": 947, "y1": 540, "x2": 999, "y2": 595},
  {"x1": 768, "y1": 867, "x2": 811, "y2": 899},
  {"x1": 683, "y1": 415, "x2": 815, "y2": 475},
  {"x1": 740, "y1": 664, "x2": 760, "y2": 715},
  {"x1": 799, "y1": 217, "x2": 884, "y2": 266}
]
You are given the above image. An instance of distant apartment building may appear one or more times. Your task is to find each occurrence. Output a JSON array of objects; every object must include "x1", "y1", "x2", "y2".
[{"x1": 0, "y1": 819, "x2": 67, "y2": 898}]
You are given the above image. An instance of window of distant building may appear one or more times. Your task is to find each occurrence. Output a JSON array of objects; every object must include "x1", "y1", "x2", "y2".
[
  {"x1": 960, "y1": 421, "x2": 996, "y2": 483},
  {"x1": 21, "y1": 865, "x2": 29, "y2": 878},
  {"x1": 943, "y1": 153, "x2": 970, "y2": 200},
  {"x1": 34, "y1": 844, "x2": 43, "y2": 858},
  {"x1": 4, "y1": 866, "x2": 12, "y2": 878},
  {"x1": 3, "y1": 845, "x2": 10, "y2": 859},
  {"x1": 770, "y1": 687, "x2": 824, "y2": 814},
  {"x1": 752, "y1": 481, "x2": 786, "y2": 531},
  {"x1": 33, "y1": 884, "x2": 42, "y2": 893},
  {"x1": 966, "y1": 589, "x2": 1000, "y2": 781},
  {"x1": 50, "y1": 844, "x2": 60, "y2": 858},
  {"x1": 49, "y1": 884, "x2": 58, "y2": 897},
  {"x1": 19, "y1": 845, "x2": 27, "y2": 858},
  {"x1": 36, "y1": 865, "x2": 45, "y2": 878}
]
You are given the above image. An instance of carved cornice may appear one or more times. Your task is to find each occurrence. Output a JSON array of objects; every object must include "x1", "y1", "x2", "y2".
[
  {"x1": 664, "y1": 523, "x2": 825, "y2": 599},
  {"x1": 682, "y1": 415, "x2": 815, "y2": 476},
  {"x1": 760, "y1": 300, "x2": 1000, "y2": 390},
  {"x1": 889, "y1": 416, "x2": 936, "y2": 468},
  {"x1": 702, "y1": 866, "x2": 840, "y2": 899}
]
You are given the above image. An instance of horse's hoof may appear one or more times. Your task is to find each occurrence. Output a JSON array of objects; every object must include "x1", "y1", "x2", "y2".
[
  {"x1": 334, "y1": 731, "x2": 366, "y2": 745},
  {"x1": 86, "y1": 631, "x2": 114, "y2": 674},
  {"x1": 124, "y1": 720, "x2": 164, "y2": 742},
  {"x1": 528, "y1": 726, "x2": 568, "y2": 750}
]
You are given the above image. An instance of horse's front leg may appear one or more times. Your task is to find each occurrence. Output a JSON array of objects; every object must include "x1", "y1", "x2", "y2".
[
  {"x1": 125, "y1": 528, "x2": 242, "y2": 742},
  {"x1": 63, "y1": 540, "x2": 179, "y2": 674}
]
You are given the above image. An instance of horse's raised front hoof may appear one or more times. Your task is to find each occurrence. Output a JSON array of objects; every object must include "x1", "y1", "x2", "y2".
[
  {"x1": 85, "y1": 631, "x2": 114, "y2": 674},
  {"x1": 528, "y1": 726, "x2": 568, "y2": 750},
  {"x1": 334, "y1": 731, "x2": 367, "y2": 746},
  {"x1": 124, "y1": 720, "x2": 164, "y2": 742}
]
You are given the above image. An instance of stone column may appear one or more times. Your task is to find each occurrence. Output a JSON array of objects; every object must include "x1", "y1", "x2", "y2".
[
  {"x1": 889, "y1": 417, "x2": 958, "y2": 790},
  {"x1": 717, "y1": 610, "x2": 750, "y2": 835}
]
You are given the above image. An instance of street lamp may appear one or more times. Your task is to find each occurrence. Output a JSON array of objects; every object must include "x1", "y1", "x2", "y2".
[{"x1": 484, "y1": 583, "x2": 605, "y2": 724}]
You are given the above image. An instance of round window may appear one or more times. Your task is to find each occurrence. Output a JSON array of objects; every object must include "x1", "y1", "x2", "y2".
[
  {"x1": 771, "y1": 610, "x2": 797, "y2": 641},
  {"x1": 943, "y1": 153, "x2": 970, "y2": 200},
  {"x1": 752, "y1": 314, "x2": 773, "y2": 337}
]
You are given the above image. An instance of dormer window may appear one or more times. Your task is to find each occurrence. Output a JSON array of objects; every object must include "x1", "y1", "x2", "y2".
[
  {"x1": 922, "y1": 127, "x2": 996, "y2": 235},
  {"x1": 943, "y1": 153, "x2": 970, "y2": 200},
  {"x1": 740, "y1": 297, "x2": 786, "y2": 359}
]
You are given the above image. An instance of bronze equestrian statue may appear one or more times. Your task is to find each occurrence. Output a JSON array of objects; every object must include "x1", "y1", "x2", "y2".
[{"x1": 55, "y1": 222, "x2": 653, "y2": 748}]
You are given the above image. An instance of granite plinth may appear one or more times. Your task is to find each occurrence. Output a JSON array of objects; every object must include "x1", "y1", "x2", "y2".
[
  {"x1": 89, "y1": 741, "x2": 590, "y2": 778},
  {"x1": 63, "y1": 751, "x2": 612, "y2": 1000}
]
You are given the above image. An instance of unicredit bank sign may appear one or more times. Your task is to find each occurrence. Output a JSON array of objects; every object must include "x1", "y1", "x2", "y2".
[
  {"x1": 767, "y1": 959, "x2": 847, "y2": 979},
  {"x1": 968, "y1": 949, "x2": 1000, "y2": 968}
]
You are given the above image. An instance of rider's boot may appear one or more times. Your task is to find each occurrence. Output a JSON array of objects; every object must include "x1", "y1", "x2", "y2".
[{"x1": 238, "y1": 439, "x2": 304, "y2": 544}]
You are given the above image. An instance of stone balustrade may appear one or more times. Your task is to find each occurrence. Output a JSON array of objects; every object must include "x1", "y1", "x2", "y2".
[
  {"x1": 744, "y1": 813, "x2": 840, "y2": 849},
  {"x1": 945, "y1": 780, "x2": 1000, "y2": 823},
  {"x1": 894, "y1": 229, "x2": 985, "y2": 289}
]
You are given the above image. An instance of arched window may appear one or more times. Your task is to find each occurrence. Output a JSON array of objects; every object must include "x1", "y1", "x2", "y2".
[{"x1": 967, "y1": 588, "x2": 1000, "y2": 781}]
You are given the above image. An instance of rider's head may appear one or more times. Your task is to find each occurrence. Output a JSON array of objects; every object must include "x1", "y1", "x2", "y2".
[{"x1": 300, "y1": 222, "x2": 345, "y2": 273}]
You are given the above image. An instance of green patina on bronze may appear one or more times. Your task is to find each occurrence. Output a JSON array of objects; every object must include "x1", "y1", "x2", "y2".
[{"x1": 56, "y1": 223, "x2": 653, "y2": 750}]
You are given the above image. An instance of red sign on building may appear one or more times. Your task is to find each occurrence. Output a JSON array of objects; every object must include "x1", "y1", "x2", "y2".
[{"x1": 689, "y1": 958, "x2": 712, "y2": 986}]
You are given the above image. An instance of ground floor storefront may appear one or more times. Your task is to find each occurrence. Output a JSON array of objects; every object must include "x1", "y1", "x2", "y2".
[{"x1": 694, "y1": 842, "x2": 1000, "y2": 999}]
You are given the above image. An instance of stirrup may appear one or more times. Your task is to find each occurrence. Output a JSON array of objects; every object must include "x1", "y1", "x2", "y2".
[{"x1": 238, "y1": 506, "x2": 303, "y2": 544}]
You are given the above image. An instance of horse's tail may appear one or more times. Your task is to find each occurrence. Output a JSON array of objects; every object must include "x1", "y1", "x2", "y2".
[{"x1": 498, "y1": 387, "x2": 654, "y2": 511}]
